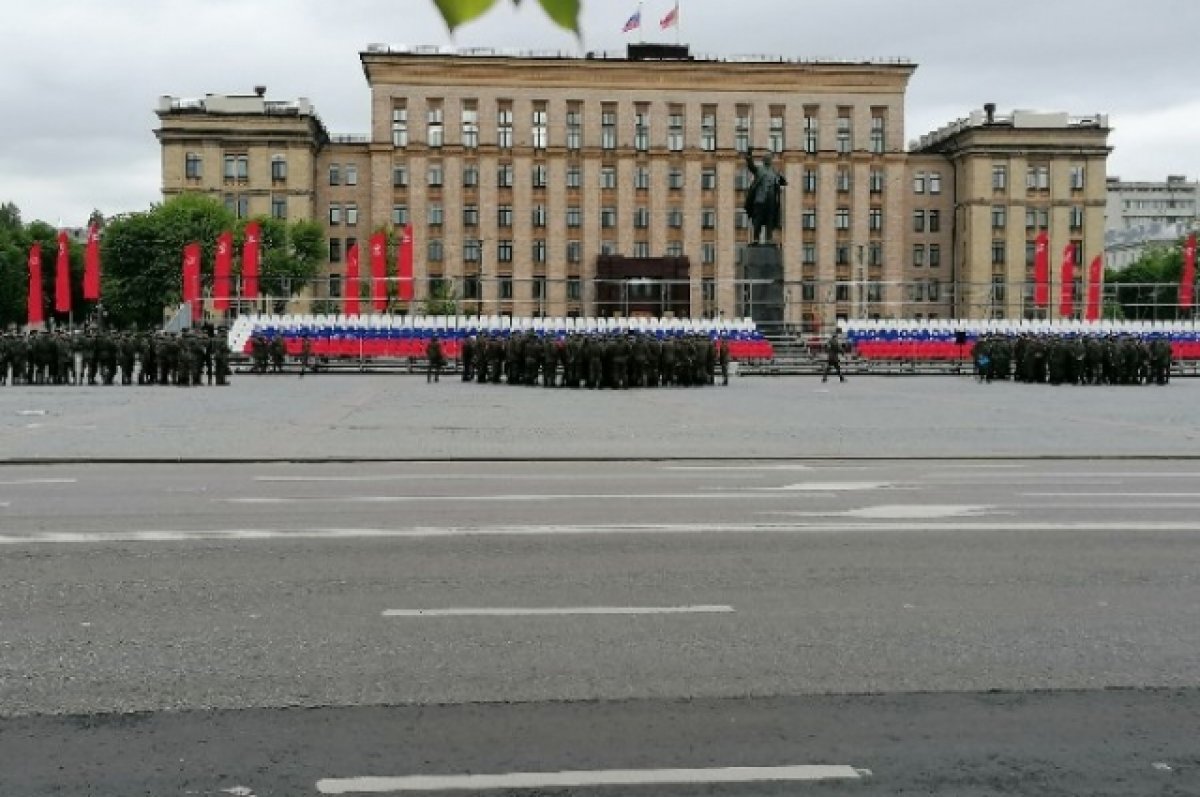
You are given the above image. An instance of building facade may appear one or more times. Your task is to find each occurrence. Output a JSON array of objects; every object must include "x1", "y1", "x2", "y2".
[
  {"x1": 1103, "y1": 175, "x2": 1197, "y2": 270},
  {"x1": 157, "y1": 46, "x2": 1112, "y2": 326}
]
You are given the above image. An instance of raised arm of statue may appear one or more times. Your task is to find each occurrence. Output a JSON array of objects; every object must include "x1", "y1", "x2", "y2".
[{"x1": 744, "y1": 148, "x2": 757, "y2": 175}]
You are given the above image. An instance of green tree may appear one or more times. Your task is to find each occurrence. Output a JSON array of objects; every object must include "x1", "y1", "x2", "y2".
[
  {"x1": 422, "y1": 277, "x2": 459, "y2": 315},
  {"x1": 1106, "y1": 244, "x2": 1185, "y2": 320},
  {"x1": 433, "y1": 0, "x2": 580, "y2": 33},
  {"x1": 0, "y1": 206, "x2": 86, "y2": 329}
]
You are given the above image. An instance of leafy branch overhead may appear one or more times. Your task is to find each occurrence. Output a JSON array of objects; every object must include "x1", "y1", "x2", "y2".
[{"x1": 433, "y1": 0, "x2": 580, "y2": 34}]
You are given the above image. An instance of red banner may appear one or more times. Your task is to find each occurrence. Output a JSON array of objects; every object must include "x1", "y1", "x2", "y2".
[
  {"x1": 1182, "y1": 233, "x2": 1197, "y2": 310},
  {"x1": 397, "y1": 223, "x2": 414, "y2": 302},
  {"x1": 1059, "y1": 244, "x2": 1076, "y2": 319},
  {"x1": 1085, "y1": 255, "x2": 1103, "y2": 322},
  {"x1": 242, "y1": 221, "x2": 261, "y2": 299},
  {"x1": 83, "y1": 224, "x2": 101, "y2": 301},
  {"x1": 55, "y1": 231, "x2": 72, "y2": 314},
  {"x1": 345, "y1": 242, "x2": 361, "y2": 315},
  {"x1": 214, "y1": 231, "x2": 233, "y2": 311},
  {"x1": 183, "y1": 242, "x2": 202, "y2": 322},
  {"x1": 1033, "y1": 230, "x2": 1049, "y2": 308},
  {"x1": 27, "y1": 243, "x2": 43, "y2": 327},
  {"x1": 370, "y1": 232, "x2": 388, "y2": 312}
]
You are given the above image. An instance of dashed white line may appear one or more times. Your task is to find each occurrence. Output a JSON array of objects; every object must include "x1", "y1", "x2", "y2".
[
  {"x1": 382, "y1": 605, "x2": 735, "y2": 618},
  {"x1": 316, "y1": 764, "x2": 868, "y2": 794},
  {"x1": 0, "y1": 478, "x2": 78, "y2": 486},
  {"x1": 220, "y1": 490, "x2": 857, "y2": 505}
]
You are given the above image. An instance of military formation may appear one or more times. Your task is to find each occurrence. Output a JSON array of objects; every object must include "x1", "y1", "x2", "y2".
[
  {"x1": 0, "y1": 327, "x2": 232, "y2": 387},
  {"x1": 459, "y1": 332, "x2": 732, "y2": 388},
  {"x1": 972, "y1": 333, "x2": 1173, "y2": 386},
  {"x1": 247, "y1": 332, "x2": 289, "y2": 374}
]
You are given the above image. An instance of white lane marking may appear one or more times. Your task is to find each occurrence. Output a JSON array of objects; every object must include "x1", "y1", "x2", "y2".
[
  {"x1": 933, "y1": 472, "x2": 1200, "y2": 480},
  {"x1": 842, "y1": 504, "x2": 994, "y2": 519},
  {"x1": 255, "y1": 473, "x2": 720, "y2": 483},
  {"x1": 1026, "y1": 492, "x2": 1200, "y2": 498},
  {"x1": 316, "y1": 764, "x2": 867, "y2": 794},
  {"x1": 220, "y1": 491, "x2": 847, "y2": 505},
  {"x1": 765, "y1": 482, "x2": 891, "y2": 492},
  {"x1": 0, "y1": 478, "x2": 78, "y2": 486},
  {"x1": 663, "y1": 465, "x2": 812, "y2": 471},
  {"x1": 382, "y1": 605, "x2": 735, "y2": 618},
  {"x1": 0, "y1": 502, "x2": 10, "y2": 508},
  {"x1": 4, "y1": 520, "x2": 1200, "y2": 545}
]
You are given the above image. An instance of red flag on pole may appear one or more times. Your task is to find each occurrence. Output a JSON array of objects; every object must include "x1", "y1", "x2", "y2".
[
  {"x1": 1059, "y1": 243, "x2": 1076, "y2": 319},
  {"x1": 1085, "y1": 255, "x2": 1103, "y2": 322},
  {"x1": 660, "y1": 2, "x2": 679, "y2": 29},
  {"x1": 345, "y1": 242, "x2": 361, "y2": 315},
  {"x1": 27, "y1": 243, "x2": 43, "y2": 327},
  {"x1": 83, "y1": 224, "x2": 101, "y2": 301},
  {"x1": 1181, "y1": 233, "x2": 1197, "y2": 310},
  {"x1": 1033, "y1": 230, "x2": 1049, "y2": 308},
  {"x1": 213, "y1": 231, "x2": 233, "y2": 311},
  {"x1": 242, "y1": 221, "x2": 261, "y2": 300},
  {"x1": 183, "y1": 242, "x2": 202, "y2": 322},
  {"x1": 55, "y1": 231, "x2": 72, "y2": 314},
  {"x1": 370, "y1": 232, "x2": 388, "y2": 313},
  {"x1": 397, "y1": 223, "x2": 414, "y2": 302}
]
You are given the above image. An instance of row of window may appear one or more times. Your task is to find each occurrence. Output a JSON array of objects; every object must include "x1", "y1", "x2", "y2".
[
  {"x1": 991, "y1": 163, "x2": 1087, "y2": 191},
  {"x1": 187, "y1": 153, "x2": 291, "y2": 182},
  {"x1": 991, "y1": 206, "x2": 1087, "y2": 230},
  {"x1": 991, "y1": 239, "x2": 1086, "y2": 267},
  {"x1": 222, "y1": 194, "x2": 290, "y2": 220},
  {"x1": 392, "y1": 101, "x2": 889, "y2": 155},
  {"x1": 325, "y1": 274, "x2": 588, "y2": 302}
]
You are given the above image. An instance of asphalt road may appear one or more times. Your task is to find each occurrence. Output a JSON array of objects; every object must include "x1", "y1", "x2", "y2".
[{"x1": 2, "y1": 459, "x2": 1199, "y2": 794}]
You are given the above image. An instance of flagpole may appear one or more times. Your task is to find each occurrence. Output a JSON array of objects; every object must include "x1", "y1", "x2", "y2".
[
  {"x1": 639, "y1": 0, "x2": 645, "y2": 43},
  {"x1": 676, "y1": 0, "x2": 681, "y2": 45}
]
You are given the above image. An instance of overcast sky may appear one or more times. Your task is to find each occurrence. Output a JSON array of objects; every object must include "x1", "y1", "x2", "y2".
[{"x1": 2, "y1": 0, "x2": 1197, "y2": 225}]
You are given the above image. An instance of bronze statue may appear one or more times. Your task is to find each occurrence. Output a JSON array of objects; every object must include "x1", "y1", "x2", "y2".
[{"x1": 743, "y1": 147, "x2": 786, "y2": 245}]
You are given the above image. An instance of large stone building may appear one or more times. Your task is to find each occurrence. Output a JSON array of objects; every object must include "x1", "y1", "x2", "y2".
[
  {"x1": 157, "y1": 44, "x2": 1112, "y2": 326},
  {"x1": 1103, "y1": 175, "x2": 1197, "y2": 270}
]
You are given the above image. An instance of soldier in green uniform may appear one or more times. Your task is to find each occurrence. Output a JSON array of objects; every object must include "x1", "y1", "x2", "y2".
[
  {"x1": 118, "y1": 331, "x2": 137, "y2": 386},
  {"x1": 214, "y1": 326, "x2": 232, "y2": 386},
  {"x1": 425, "y1": 334, "x2": 444, "y2": 383},
  {"x1": 718, "y1": 336, "x2": 731, "y2": 386}
]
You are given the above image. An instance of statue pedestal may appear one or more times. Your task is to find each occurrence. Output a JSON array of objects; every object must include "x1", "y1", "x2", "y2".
[{"x1": 738, "y1": 245, "x2": 784, "y2": 332}]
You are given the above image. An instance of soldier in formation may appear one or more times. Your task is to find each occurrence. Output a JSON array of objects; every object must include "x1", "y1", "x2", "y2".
[
  {"x1": 0, "y1": 327, "x2": 231, "y2": 387},
  {"x1": 971, "y1": 332, "x2": 1173, "y2": 386},
  {"x1": 458, "y1": 331, "x2": 728, "y2": 389}
]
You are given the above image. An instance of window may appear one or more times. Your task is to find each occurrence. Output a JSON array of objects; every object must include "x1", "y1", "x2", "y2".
[
  {"x1": 497, "y1": 106, "x2": 514, "y2": 149},
  {"x1": 802, "y1": 245, "x2": 816, "y2": 265},
  {"x1": 803, "y1": 109, "x2": 819, "y2": 154},
  {"x1": 532, "y1": 205, "x2": 547, "y2": 228},
  {"x1": 736, "y1": 209, "x2": 750, "y2": 230},
  {"x1": 345, "y1": 165, "x2": 358, "y2": 186},
  {"x1": 802, "y1": 209, "x2": 817, "y2": 230},
  {"x1": 235, "y1": 196, "x2": 249, "y2": 218},
  {"x1": 567, "y1": 277, "x2": 582, "y2": 300},
  {"x1": 566, "y1": 206, "x2": 582, "y2": 228},
  {"x1": 668, "y1": 110, "x2": 684, "y2": 152},
  {"x1": 329, "y1": 204, "x2": 342, "y2": 225},
  {"x1": 835, "y1": 208, "x2": 850, "y2": 230},
  {"x1": 633, "y1": 242, "x2": 651, "y2": 258},
  {"x1": 391, "y1": 204, "x2": 408, "y2": 226},
  {"x1": 566, "y1": 107, "x2": 582, "y2": 150},
  {"x1": 567, "y1": 165, "x2": 582, "y2": 188},
  {"x1": 328, "y1": 164, "x2": 341, "y2": 186},
  {"x1": 870, "y1": 168, "x2": 885, "y2": 194},
  {"x1": 271, "y1": 155, "x2": 287, "y2": 182},
  {"x1": 392, "y1": 105, "x2": 408, "y2": 147},
  {"x1": 929, "y1": 244, "x2": 941, "y2": 268},
  {"x1": 870, "y1": 113, "x2": 886, "y2": 154},
  {"x1": 702, "y1": 277, "x2": 716, "y2": 304},
  {"x1": 869, "y1": 208, "x2": 883, "y2": 232},
  {"x1": 425, "y1": 203, "x2": 441, "y2": 227},
  {"x1": 600, "y1": 240, "x2": 617, "y2": 255},
  {"x1": 913, "y1": 173, "x2": 926, "y2": 194},
  {"x1": 427, "y1": 163, "x2": 444, "y2": 186},
  {"x1": 701, "y1": 209, "x2": 717, "y2": 229},
  {"x1": 271, "y1": 196, "x2": 287, "y2": 219},
  {"x1": 668, "y1": 168, "x2": 684, "y2": 190},
  {"x1": 992, "y1": 241, "x2": 1006, "y2": 265},
  {"x1": 498, "y1": 205, "x2": 513, "y2": 227},
  {"x1": 635, "y1": 166, "x2": 650, "y2": 190},
  {"x1": 836, "y1": 112, "x2": 852, "y2": 154},
  {"x1": 701, "y1": 168, "x2": 717, "y2": 190},
  {"x1": 702, "y1": 243, "x2": 716, "y2": 264},
  {"x1": 992, "y1": 164, "x2": 1008, "y2": 191},
  {"x1": 567, "y1": 241, "x2": 582, "y2": 263},
  {"x1": 836, "y1": 283, "x2": 851, "y2": 302},
  {"x1": 346, "y1": 204, "x2": 358, "y2": 226},
  {"x1": 601, "y1": 207, "x2": 617, "y2": 228},
  {"x1": 463, "y1": 204, "x2": 479, "y2": 227},
  {"x1": 463, "y1": 163, "x2": 479, "y2": 187},
  {"x1": 803, "y1": 169, "x2": 818, "y2": 194},
  {"x1": 701, "y1": 108, "x2": 717, "y2": 151},
  {"x1": 913, "y1": 210, "x2": 925, "y2": 233},
  {"x1": 868, "y1": 243, "x2": 883, "y2": 267},
  {"x1": 601, "y1": 107, "x2": 617, "y2": 150},
  {"x1": 666, "y1": 242, "x2": 684, "y2": 257},
  {"x1": 532, "y1": 239, "x2": 547, "y2": 263},
  {"x1": 532, "y1": 105, "x2": 548, "y2": 150},
  {"x1": 497, "y1": 240, "x2": 513, "y2": 263},
  {"x1": 634, "y1": 108, "x2": 650, "y2": 152},
  {"x1": 463, "y1": 238, "x2": 481, "y2": 263},
  {"x1": 392, "y1": 165, "x2": 408, "y2": 187},
  {"x1": 1070, "y1": 205, "x2": 1085, "y2": 230},
  {"x1": 769, "y1": 110, "x2": 785, "y2": 153},
  {"x1": 929, "y1": 172, "x2": 942, "y2": 195},
  {"x1": 462, "y1": 104, "x2": 479, "y2": 149},
  {"x1": 735, "y1": 106, "x2": 751, "y2": 153},
  {"x1": 668, "y1": 209, "x2": 684, "y2": 228},
  {"x1": 1026, "y1": 164, "x2": 1050, "y2": 190},
  {"x1": 633, "y1": 207, "x2": 650, "y2": 228},
  {"x1": 426, "y1": 103, "x2": 444, "y2": 148},
  {"x1": 428, "y1": 239, "x2": 444, "y2": 262},
  {"x1": 601, "y1": 166, "x2": 617, "y2": 189},
  {"x1": 185, "y1": 152, "x2": 202, "y2": 179},
  {"x1": 532, "y1": 276, "x2": 547, "y2": 300},
  {"x1": 991, "y1": 275, "x2": 1006, "y2": 302},
  {"x1": 462, "y1": 276, "x2": 480, "y2": 299},
  {"x1": 328, "y1": 274, "x2": 342, "y2": 298},
  {"x1": 499, "y1": 276, "x2": 513, "y2": 299},
  {"x1": 992, "y1": 206, "x2": 1007, "y2": 229},
  {"x1": 497, "y1": 163, "x2": 514, "y2": 188},
  {"x1": 329, "y1": 238, "x2": 342, "y2": 263},
  {"x1": 927, "y1": 280, "x2": 941, "y2": 301},
  {"x1": 801, "y1": 281, "x2": 816, "y2": 301},
  {"x1": 913, "y1": 244, "x2": 926, "y2": 267},
  {"x1": 928, "y1": 210, "x2": 941, "y2": 233},
  {"x1": 223, "y1": 154, "x2": 248, "y2": 180},
  {"x1": 1070, "y1": 165, "x2": 1086, "y2": 190},
  {"x1": 837, "y1": 168, "x2": 851, "y2": 193},
  {"x1": 532, "y1": 163, "x2": 548, "y2": 189}
]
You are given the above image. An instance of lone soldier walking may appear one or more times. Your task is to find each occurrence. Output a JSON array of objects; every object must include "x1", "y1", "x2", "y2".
[
  {"x1": 822, "y1": 329, "x2": 846, "y2": 383},
  {"x1": 718, "y1": 336, "x2": 731, "y2": 386},
  {"x1": 426, "y1": 334, "x2": 444, "y2": 383}
]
